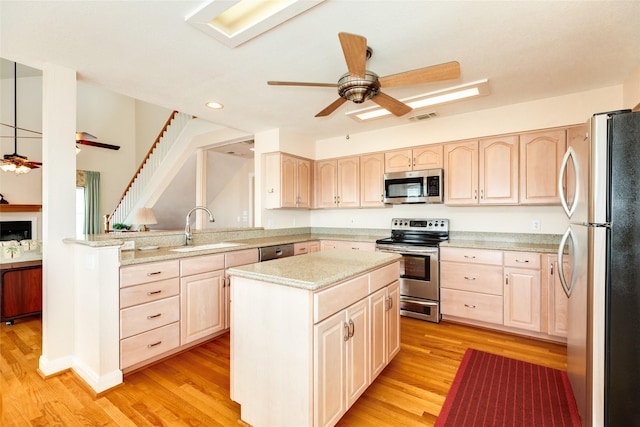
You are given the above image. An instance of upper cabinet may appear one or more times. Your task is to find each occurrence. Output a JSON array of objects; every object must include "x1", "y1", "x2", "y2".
[
  {"x1": 315, "y1": 157, "x2": 360, "y2": 209},
  {"x1": 360, "y1": 153, "x2": 385, "y2": 208},
  {"x1": 519, "y1": 129, "x2": 566, "y2": 204},
  {"x1": 444, "y1": 137, "x2": 518, "y2": 205},
  {"x1": 444, "y1": 140, "x2": 479, "y2": 205},
  {"x1": 385, "y1": 145, "x2": 443, "y2": 173},
  {"x1": 265, "y1": 152, "x2": 312, "y2": 209}
]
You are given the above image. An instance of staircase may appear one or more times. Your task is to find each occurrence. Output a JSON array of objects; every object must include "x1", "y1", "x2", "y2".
[{"x1": 109, "y1": 111, "x2": 192, "y2": 225}]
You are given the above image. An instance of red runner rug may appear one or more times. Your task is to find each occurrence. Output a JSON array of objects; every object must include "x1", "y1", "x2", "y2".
[{"x1": 435, "y1": 348, "x2": 581, "y2": 427}]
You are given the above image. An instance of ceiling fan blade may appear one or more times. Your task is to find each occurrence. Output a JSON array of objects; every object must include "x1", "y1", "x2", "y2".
[
  {"x1": 268, "y1": 81, "x2": 336, "y2": 88},
  {"x1": 76, "y1": 131, "x2": 97, "y2": 140},
  {"x1": 315, "y1": 98, "x2": 347, "y2": 117},
  {"x1": 338, "y1": 32, "x2": 367, "y2": 78},
  {"x1": 76, "y1": 139, "x2": 121, "y2": 151},
  {"x1": 372, "y1": 92, "x2": 412, "y2": 117},
  {"x1": 379, "y1": 61, "x2": 461, "y2": 88}
]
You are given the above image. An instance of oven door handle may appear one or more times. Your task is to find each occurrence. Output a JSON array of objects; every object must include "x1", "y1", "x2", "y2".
[{"x1": 376, "y1": 246, "x2": 438, "y2": 256}]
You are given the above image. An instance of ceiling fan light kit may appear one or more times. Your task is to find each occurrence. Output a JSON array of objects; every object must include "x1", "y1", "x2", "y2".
[{"x1": 268, "y1": 32, "x2": 462, "y2": 119}]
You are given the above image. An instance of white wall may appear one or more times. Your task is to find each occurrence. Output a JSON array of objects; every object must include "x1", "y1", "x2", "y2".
[
  {"x1": 623, "y1": 65, "x2": 640, "y2": 110},
  {"x1": 259, "y1": 85, "x2": 624, "y2": 234},
  {"x1": 208, "y1": 152, "x2": 254, "y2": 228},
  {"x1": 134, "y1": 100, "x2": 173, "y2": 164}
]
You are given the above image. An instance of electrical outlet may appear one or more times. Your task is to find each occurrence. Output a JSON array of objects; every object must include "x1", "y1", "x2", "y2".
[
  {"x1": 350, "y1": 218, "x2": 356, "y2": 225},
  {"x1": 532, "y1": 220, "x2": 541, "y2": 231}
]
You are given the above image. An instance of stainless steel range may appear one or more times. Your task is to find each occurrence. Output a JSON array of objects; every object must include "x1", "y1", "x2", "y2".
[{"x1": 375, "y1": 218, "x2": 449, "y2": 323}]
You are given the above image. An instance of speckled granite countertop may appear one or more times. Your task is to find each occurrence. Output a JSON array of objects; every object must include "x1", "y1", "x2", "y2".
[
  {"x1": 227, "y1": 249, "x2": 400, "y2": 291},
  {"x1": 441, "y1": 231, "x2": 561, "y2": 253}
]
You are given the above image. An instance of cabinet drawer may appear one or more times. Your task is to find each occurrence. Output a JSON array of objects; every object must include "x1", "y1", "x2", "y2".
[
  {"x1": 294, "y1": 242, "x2": 309, "y2": 255},
  {"x1": 441, "y1": 288, "x2": 503, "y2": 324},
  {"x1": 314, "y1": 274, "x2": 369, "y2": 323},
  {"x1": 440, "y1": 247, "x2": 502, "y2": 265},
  {"x1": 120, "y1": 260, "x2": 179, "y2": 288},
  {"x1": 225, "y1": 248, "x2": 259, "y2": 268},
  {"x1": 503, "y1": 251, "x2": 541, "y2": 269},
  {"x1": 120, "y1": 296, "x2": 180, "y2": 338},
  {"x1": 120, "y1": 322, "x2": 180, "y2": 369},
  {"x1": 441, "y1": 262, "x2": 503, "y2": 295},
  {"x1": 180, "y1": 253, "x2": 225, "y2": 276},
  {"x1": 369, "y1": 262, "x2": 400, "y2": 293},
  {"x1": 120, "y1": 278, "x2": 180, "y2": 308}
]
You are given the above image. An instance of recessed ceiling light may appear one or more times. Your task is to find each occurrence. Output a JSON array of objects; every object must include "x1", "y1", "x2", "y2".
[
  {"x1": 186, "y1": 0, "x2": 326, "y2": 48},
  {"x1": 346, "y1": 79, "x2": 491, "y2": 122},
  {"x1": 205, "y1": 101, "x2": 224, "y2": 109}
]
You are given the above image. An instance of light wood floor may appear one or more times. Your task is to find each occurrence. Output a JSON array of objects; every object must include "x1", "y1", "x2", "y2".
[{"x1": 1, "y1": 316, "x2": 566, "y2": 426}]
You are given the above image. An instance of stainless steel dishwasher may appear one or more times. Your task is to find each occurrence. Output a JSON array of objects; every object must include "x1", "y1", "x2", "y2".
[{"x1": 258, "y1": 243, "x2": 295, "y2": 261}]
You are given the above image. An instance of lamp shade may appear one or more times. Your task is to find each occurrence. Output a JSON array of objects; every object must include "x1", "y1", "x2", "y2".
[{"x1": 132, "y1": 208, "x2": 157, "y2": 231}]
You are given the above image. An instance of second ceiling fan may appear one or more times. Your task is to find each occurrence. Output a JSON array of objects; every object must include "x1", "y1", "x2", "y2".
[{"x1": 268, "y1": 32, "x2": 461, "y2": 118}]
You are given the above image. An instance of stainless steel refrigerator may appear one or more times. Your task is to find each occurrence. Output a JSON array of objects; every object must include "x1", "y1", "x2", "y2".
[{"x1": 558, "y1": 109, "x2": 640, "y2": 426}]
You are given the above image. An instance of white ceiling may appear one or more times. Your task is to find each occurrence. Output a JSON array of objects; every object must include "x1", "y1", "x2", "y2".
[{"x1": 1, "y1": 1, "x2": 639, "y2": 143}]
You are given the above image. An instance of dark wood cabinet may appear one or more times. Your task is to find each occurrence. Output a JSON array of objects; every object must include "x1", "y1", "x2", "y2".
[{"x1": 1, "y1": 265, "x2": 42, "y2": 323}]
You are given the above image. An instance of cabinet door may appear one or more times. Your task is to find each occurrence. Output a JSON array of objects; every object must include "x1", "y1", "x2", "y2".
[
  {"x1": 479, "y1": 136, "x2": 519, "y2": 204},
  {"x1": 504, "y1": 267, "x2": 541, "y2": 331},
  {"x1": 180, "y1": 270, "x2": 225, "y2": 344},
  {"x1": 337, "y1": 157, "x2": 360, "y2": 208},
  {"x1": 280, "y1": 154, "x2": 297, "y2": 208},
  {"x1": 444, "y1": 140, "x2": 479, "y2": 205},
  {"x1": 369, "y1": 288, "x2": 387, "y2": 381},
  {"x1": 413, "y1": 144, "x2": 443, "y2": 169},
  {"x1": 345, "y1": 299, "x2": 369, "y2": 407},
  {"x1": 384, "y1": 149, "x2": 412, "y2": 172},
  {"x1": 547, "y1": 255, "x2": 569, "y2": 337},
  {"x1": 360, "y1": 153, "x2": 385, "y2": 207},
  {"x1": 315, "y1": 159, "x2": 338, "y2": 208},
  {"x1": 297, "y1": 158, "x2": 312, "y2": 208},
  {"x1": 314, "y1": 310, "x2": 347, "y2": 427},
  {"x1": 386, "y1": 281, "x2": 401, "y2": 361},
  {"x1": 309, "y1": 241, "x2": 321, "y2": 253},
  {"x1": 1, "y1": 267, "x2": 42, "y2": 319},
  {"x1": 519, "y1": 129, "x2": 566, "y2": 204}
]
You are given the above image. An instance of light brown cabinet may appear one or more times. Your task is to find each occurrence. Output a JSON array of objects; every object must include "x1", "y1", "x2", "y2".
[
  {"x1": 444, "y1": 137, "x2": 518, "y2": 205},
  {"x1": 359, "y1": 153, "x2": 386, "y2": 207},
  {"x1": 265, "y1": 152, "x2": 312, "y2": 209},
  {"x1": 224, "y1": 248, "x2": 260, "y2": 330},
  {"x1": 315, "y1": 157, "x2": 360, "y2": 208},
  {"x1": 384, "y1": 145, "x2": 443, "y2": 172},
  {"x1": 369, "y1": 280, "x2": 400, "y2": 381},
  {"x1": 180, "y1": 254, "x2": 226, "y2": 345},
  {"x1": 503, "y1": 252, "x2": 541, "y2": 332},
  {"x1": 320, "y1": 240, "x2": 375, "y2": 251},
  {"x1": 519, "y1": 129, "x2": 566, "y2": 204},
  {"x1": 545, "y1": 254, "x2": 569, "y2": 338}
]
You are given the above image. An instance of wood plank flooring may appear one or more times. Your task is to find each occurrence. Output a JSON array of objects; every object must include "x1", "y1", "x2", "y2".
[{"x1": 1, "y1": 316, "x2": 566, "y2": 426}]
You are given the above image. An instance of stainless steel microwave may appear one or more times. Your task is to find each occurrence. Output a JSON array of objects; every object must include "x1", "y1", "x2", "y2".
[{"x1": 383, "y1": 169, "x2": 444, "y2": 204}]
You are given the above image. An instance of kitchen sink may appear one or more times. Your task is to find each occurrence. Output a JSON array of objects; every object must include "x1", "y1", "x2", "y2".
[{"x1": 169, "y1": 242, "x2": 245, "y2": 252}]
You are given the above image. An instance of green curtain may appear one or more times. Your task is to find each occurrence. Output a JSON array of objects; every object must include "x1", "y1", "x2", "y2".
[{"x1": 84, "y1": 171, "x2": 101, "y2": 235}]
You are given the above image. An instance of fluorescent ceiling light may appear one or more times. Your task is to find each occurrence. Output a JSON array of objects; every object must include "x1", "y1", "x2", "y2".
[
  {"x1": 347, "y1": 79, "x2": 491, "y2": 122},
  {"x1": 186, "y1": 0, "x2": 326, "y2": 48}
]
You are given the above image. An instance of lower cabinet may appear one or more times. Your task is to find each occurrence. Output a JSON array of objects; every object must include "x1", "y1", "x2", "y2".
[
  {"x1": 180, "y1": 269, "x2": 226, "y2": 345},
  {"x1": 1, "y1": 265, "x2": 42, "y2": 323},
  {"x1": 503, "y1": 252, "x2": 541, "y2": 332},
  {"x1": 546, "y1": 254, "x2": 569, "y2": 338},
  {"x1": 320, "y1": 240, "x2": 375, "y2": 251},
  {"x1": 315, "y1": 298, "x2": 369, "y2": 427},
  {"x1": 369, "y1": 280, "x2": 400, "y2": 381}
]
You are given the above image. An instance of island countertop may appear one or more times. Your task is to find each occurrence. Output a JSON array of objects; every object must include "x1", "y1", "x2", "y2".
[{"x1": 227, "y1": 249, "x2": 400, "y2": 291}]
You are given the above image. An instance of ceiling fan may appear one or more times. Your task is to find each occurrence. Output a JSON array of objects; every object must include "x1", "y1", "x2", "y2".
[
  {"x1": 75, "y1": 132, "x2": 120, "y2": 151},
  {"x1": 267, "y1": 32, "x2": 461, "y2": 118}
]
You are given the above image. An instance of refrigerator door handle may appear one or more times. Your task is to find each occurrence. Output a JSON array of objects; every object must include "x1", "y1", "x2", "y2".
[
  {"x1": 557, "y1": 227, "x2": 575, "y2": 298},
  {"x1": 558, "y1": 146, "x2": 579, "y2": 218}
]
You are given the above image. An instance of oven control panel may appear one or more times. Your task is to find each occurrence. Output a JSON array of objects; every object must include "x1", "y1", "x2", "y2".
[{"x1": 391, "y1": 218, "x2": 449, "y2": 232}]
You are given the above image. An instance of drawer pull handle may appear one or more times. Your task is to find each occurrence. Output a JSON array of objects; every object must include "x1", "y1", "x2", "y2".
[
  {"x1": 348, "y1": 319, "x2": 355, "y2": 338},
  {"x1": 463, "y1": 276, "x2": 477, "y2": 280},
  {"x1": 515, "y1": 259, "x2": 530, "y2": 263},
  {"x1": 147, "y1": 313, "x2": 162, "y2": 319},
  {"x1": 147, "y1": 290, "x2": 162, "y2": 295},
  {"x1": 464, "y1": 304, "x2": 477, "y2": 309},
  {"x1": 146, "y1": 271, "x2": 162, "y2": 276},
  {"x1": 464, "y1": 255, "x2": 476, "y2": 259},
  {"x1": 147, "y1": 341, "x2": 162, "y2": 348}
]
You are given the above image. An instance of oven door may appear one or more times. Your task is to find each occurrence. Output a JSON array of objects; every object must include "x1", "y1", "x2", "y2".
[{"x1": 375, "y1": 244, "x2": 439, "y2": 300}]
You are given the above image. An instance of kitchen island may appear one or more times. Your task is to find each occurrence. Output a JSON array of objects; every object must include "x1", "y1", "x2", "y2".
[{"x1": 227, "y1": 249, "x2": 401, "y2": 427}]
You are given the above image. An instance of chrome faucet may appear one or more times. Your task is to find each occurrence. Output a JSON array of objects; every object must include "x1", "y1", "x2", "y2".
[{"x1": 185, "y1": 206, "x2": 215, "y2": 246}]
